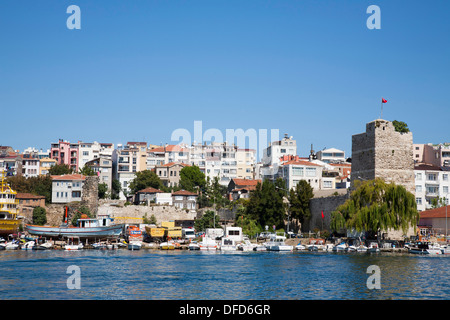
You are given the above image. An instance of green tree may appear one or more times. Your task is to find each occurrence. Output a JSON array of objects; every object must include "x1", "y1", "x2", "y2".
[
  {"x1": 111, "y1": 179, "x2": 122, "y2": 200},
  {"x1": 392, "y1": 120, "x2": 410, "y2": 133},
  {"x1": 194, "y1": 210, "x2": 221, "y2": 232},
  {"x1": 71, "y1": 206, "x2": 92, "y2": 226},
  {"x1": 179, "y1": 165, "x2": 206, "y2": 192},
  {"x1": 48, "y1": 164, "x2": 73, "y2": 175},
  {"x1": 289, "y1": 180, "x2": 314, "y2": 229},
  {"x1": 245, "y1": 178, "x2": 287, "y2": 230},
  {"x1": 128, "y1": 170, "x2": 163, "y2": 194},
  {"x1": 32, "y1": 206, "x2": 47, "y2": 225},
  {"x1": 330, "y1": 178, "x2": 418, "y2": 238},
  {"x1": 79, "y1": 166, "x2": 96, "y2": 176},
  {"x1": 98, "y1": 182, "x2": 108, "y2": 199}
]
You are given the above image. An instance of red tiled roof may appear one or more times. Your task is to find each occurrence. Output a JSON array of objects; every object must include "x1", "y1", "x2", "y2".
[
  {"x1": 414, "y1": 163, "x2": 442, "y2": 171},
  {"x1": 51, "y1": 174, "x2": 86, "y2": 181},
  {"x1": 172, "y1": 190, "x2": 198, "y2": 196},
  {"x1": 420, "y1": 206, "x2": 450, "y2": 219},
  {"x1": 159, "y1": 162, "x2": 190, "y2": 167},
  {"x1": 165, "y1": 145, "x2": 188, "y2": 152},
  {"x1": 137, "y1": 187, "x2": 164, "y2": 194},
  {"x1": 149, "y1": 147, "x2": 165, "y2": 153},
  {"x1": 281, "y1": 160, "x2": 322, "y2": 167},
  {"x1": 16, "y1": 193, "x2": 45, "y2": 199},
  {"x1": 232, "y1": 179, "x2": 261, "y2": 187}
]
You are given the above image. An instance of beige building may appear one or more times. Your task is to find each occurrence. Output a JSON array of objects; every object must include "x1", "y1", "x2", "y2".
[
  {"x1": 155, "y1": 162, "x2": 190, "y2": 188},
  {"x1": 39, "y1": 157, "x2": 57, "y2": 175}
]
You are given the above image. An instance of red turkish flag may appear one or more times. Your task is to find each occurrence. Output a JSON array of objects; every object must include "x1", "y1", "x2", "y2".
[
  {"x1": 321, "y1": 211, "x2": 324, "y2": 220},
  {"x1": 382, "y1": 98, "x2": 387, "y2": 103}
]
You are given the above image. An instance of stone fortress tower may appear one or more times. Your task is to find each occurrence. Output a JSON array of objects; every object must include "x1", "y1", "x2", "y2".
[{"x1": 351, "y1": 119, "x2": 415, "y2": 195}]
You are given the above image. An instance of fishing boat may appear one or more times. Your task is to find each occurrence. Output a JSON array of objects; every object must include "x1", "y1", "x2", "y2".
[
  {"x1": 0, "y1": 171, "x2": 22, "y2": 237},
  {"x1": 64, "y1": 236, "x2": 83, "y2": 250},
  {"x1": 265, "y1": 233, "x2": 293, "y2": 252},
  {"x1": 26, "y1": 207, "x2": 124, "y2": 239},
  {"x1": 219, "y1": 237, "x2": 237, "y2": 251},
  {"x1": 199, "y1": 235, "x2": 218, "y2": 251}
]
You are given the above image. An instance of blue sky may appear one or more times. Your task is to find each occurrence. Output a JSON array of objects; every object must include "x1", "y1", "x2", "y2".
[{"x1": 1, "y1": 1, "x2": 450, "y2": 158}]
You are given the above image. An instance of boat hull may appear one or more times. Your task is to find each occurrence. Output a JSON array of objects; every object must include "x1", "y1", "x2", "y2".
[
  {"x1": 25, "y1": 224, "x2": 124, "y2": 239},
  {"x1": 0, "y1": 220, "x2": 21, "y2": 236}
]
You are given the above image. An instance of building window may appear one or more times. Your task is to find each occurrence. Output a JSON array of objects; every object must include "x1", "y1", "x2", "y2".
[
  {"x1": 416, "y1": 173, "x2": 422, "y2": 181},
  {"x1": 306, "y1": 167, "x2": 316, "y2": 177},
  {"x1": 427, "y1": 173, "x2": 437, "y2": 181},
  {"x1": 443, "y1": 174, "x2": 448, "y2": 181},
  {"x1": 416, "y1": 185, "x2": 422, "y2": 193},
  {"x1": 292, "y1": 167, "x2": 304, "y2": 176},
  {"x1": 416, "y1": 197, "x2": 422, "y2": 205},
  {"x1": 323, "y1": 180, "x2": 332, "y2": 188}
]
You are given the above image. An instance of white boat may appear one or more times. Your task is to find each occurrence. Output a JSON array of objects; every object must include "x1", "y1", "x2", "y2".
[
  {"x1": 188, "y1": 241, "x2": 200, "y2": 250},
  {"x1": 356, "y1": 245, "x2": 368, "y2": 252},
  {"x1": 265, "y1": 234, "x2": 293, "y2": 252},
  {"x1": 64, "y1": 237, "x2": 84, "y2": 250},
  {"x1": 253, "y1": 244, "x2": 267, "y2": 251},
  {"x1": 21, "y1": 241, "x2": 36, "y2": 250},
  {"x1": 5, "y1": 241, "x2": 19, "y2": 250},
  {"x1": 295, "y1": 242, "x2": 306, "y2": 250},
  {"x1": 440, "y1": 245, "x2": 450, "y2": 255},
  {"x1": 0, "y1": 238, "x2": 5, "y2": 250},
  {"x1": 219, "y1": 237, "x2": 237, "y2": 251},
  {"x1": 367, "y1": 242, "x2": 380, "y2": 253},
  {"x1": 333, "y1": 242, "x2": 348, "y2": 252},
  {"x1": 324, "y1": 244, "x2": 335, "y2": 252},
  {"x1": 92, "y1": 242, "x2": 107, "y2": 250},
  {"x1": 128, "y1": 241, "x2": 142, "y2": 250},
  {"x1": 237, "y1": 237, "x2": 256, "y2": 252},
  {"x1": 426, "y1": 243, "x2": 442, "y2": 255},
  {"x1": 199, "y1": 236, "x2": 218, "y2": 251},
  {"x1": 347, "y1": 245, "x2": 357, "y2": 252},
  {"x1": 38, "y1": 241, "x2": 53, "y2": 250}
]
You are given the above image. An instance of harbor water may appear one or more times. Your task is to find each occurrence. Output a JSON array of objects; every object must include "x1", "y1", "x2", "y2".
[{"x1": 0, "y1": 249, "x2": 449, "y2": 300}]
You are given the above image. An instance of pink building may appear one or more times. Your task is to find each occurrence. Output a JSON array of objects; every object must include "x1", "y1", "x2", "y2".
[
  {"x1": 414, "y1": 143, "x2": 450, "y2": 168},
  {"x1": 50, "y1": 139, "x2": 79, "y2": 172}
]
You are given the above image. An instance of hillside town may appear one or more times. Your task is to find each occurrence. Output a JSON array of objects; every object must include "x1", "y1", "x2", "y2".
[{"x1": 1, "y1": 119, "x2": 449, "y2": 252}]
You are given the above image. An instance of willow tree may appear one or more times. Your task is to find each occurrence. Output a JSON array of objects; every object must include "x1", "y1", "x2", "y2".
[{"x1": 330, "y1": 178, "x2": 418, "y2": 237}]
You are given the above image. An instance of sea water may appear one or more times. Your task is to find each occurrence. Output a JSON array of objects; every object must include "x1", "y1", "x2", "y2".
[{"x1": 0, "y1": 249, "x2": 449, "y2": 300}]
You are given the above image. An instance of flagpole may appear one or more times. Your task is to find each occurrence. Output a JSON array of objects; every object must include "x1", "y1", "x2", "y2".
[{"x1": 381, "y1": 98, "x2": 383, "y2": 119}]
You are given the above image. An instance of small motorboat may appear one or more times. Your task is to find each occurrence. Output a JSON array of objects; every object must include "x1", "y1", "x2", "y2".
[
  {"x1": 367, "y1": 242, "x2": 380, "y2": 253},
  {"x1": 21, "y1": 241, "x2": 36, "y2": 250},
  {"x1": 333, "y1": 242, "x2": 348, "y2": 252},
  {"x1": 188, "y1": 241, "x2": 200, "y2": 250},
  {"x1": 237, "y1": 237, "x2": 256, "y2": 252},
  {"x1": 37, "y1": 241, "x2": 53, "y2": 250},
  {"x1": 160, "y1": 241, "x2": 175, "y2": 250},
  {"x1": 219, "y1": 237, "x2": 237, "y2": 251},
  {"x1": 92, "y1": 242, "x2": 107, "y2": 250},
  {"x1": 128, "y1": 241, "x2": 142, "y2": 250},
  {"x1": 295, "y1": 243, "x2": 306, "y2": 251},
  {"x1": 324, "y1": 244, "x2": 335, "y2": 252},
  {"x1": 265, "y1": 234, "x2": 293, "y2": 252},
  {"x1": 253, "y1": 244, "x2": 267, "y2": 251},
  {"x1": 199, "y1": 236, "x2": 218, "y2": 251},
  {"x1": 5, "y1": 241, "x2": 20, "y2": 250},
  {"x1": 347, "y1": 245, "x2": 357, "y2": 252},
  {"x1": 356, "y1": 245, "x2": 368, "y2": 252},
  {"x1": 64, "y1": 237, "x2": 84, "y2": 251},
  {"x1": 426, "y1": 243, "x2": 442, "y2": 255}
]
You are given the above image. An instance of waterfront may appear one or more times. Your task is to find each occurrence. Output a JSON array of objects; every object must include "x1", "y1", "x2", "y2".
[{"x1": 0, "y1": 250, "x2": 449, "y2": 300}]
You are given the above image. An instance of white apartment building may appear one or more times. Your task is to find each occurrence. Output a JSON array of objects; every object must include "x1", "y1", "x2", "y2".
[
  {"x1": 78, "y1": 141, "x2": 115, "y2": 168},
  {"x1": 21, "y1": 154, "x2": 40, "y2": 178},
  {"x1": 261, "y1": 134, "x2": 297, "y2": 180},
  {"x1": 275, "y1": 159, "x2": 324, "y2": 191},
  {"x1": 316, "y1": 148, "x2": 346, "y2": 163},
  {"x1": 51, "y1": 174, "x2": 85, "y2": 203},
  {"x1": 414, "y1": 163, "x2": 450, "y2": 211},
  {"x1": 115, "y1": 142, "x2": 147, "y2": 200}
]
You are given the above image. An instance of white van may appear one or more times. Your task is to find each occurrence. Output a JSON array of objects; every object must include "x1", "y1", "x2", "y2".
[{"x1": 182, "y1": 228, "x2": 196, "y2": 240}]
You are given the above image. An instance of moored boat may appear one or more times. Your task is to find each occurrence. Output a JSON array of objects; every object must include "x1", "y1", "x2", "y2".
[
  {"x1": 64, "y1": 236, "x2": 83, "y2": 250},
  {"x1": 26, "y1": 207, "x2": 124, "y2": 239},
  {"x1": 160, "y1": 241, "x2": 175, "y2": 250},
  {"x1": 199, "y1": 235, "x2": 218, "y2": 251},
  {"x1": 0, "y1": 171, "x2": 21, "y2": 237},
  {"x1": 128, "y1": 241, "x2": 142, "y2": 250},
  {"x1": 265, "y1": 233, "x2": 293, "y2": 252},
  {"x1": 219, "y1": 237, "x2": 237, "y2": 251},
  {"x1": 367, "y1": 242, "x2": 380, "y2": 253}
]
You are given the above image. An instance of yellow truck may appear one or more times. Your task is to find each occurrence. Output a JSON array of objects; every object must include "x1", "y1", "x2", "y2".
[
  {"x1": 166, "y1": 226, "x2": 182, "y2": 239},
  {"x1": 145, "y1": 226, "x2": 166, "y2": 240}
]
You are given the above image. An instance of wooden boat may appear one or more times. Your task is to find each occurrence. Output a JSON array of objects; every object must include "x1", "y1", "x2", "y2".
[
  {"x1": 26, "y1": 207, "x2": 124, "y2": 239},
  {"x1": 0, "y1": 171, "x2": 21, "y2": 237}
]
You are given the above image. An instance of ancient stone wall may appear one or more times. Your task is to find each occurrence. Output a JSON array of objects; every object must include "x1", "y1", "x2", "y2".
[
  {"x1": 351, "y1": 119, "x2": 415, "y2": 195},
  {"x1": 307, "y1": 194, "x2": 349, "y2": 232},
  {"x1": 81, "y1": 176, "x2": 99, "y2": 215}
]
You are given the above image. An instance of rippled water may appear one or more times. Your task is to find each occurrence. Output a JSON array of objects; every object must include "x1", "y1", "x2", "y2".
[{"x1": 0, "y1": 249, "x2": 449, "y2": 300}]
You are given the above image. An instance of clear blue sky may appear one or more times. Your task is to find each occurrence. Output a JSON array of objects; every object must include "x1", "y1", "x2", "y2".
[{"x1": 1, "y1": 0, "x2": 449, "y2": 158}]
